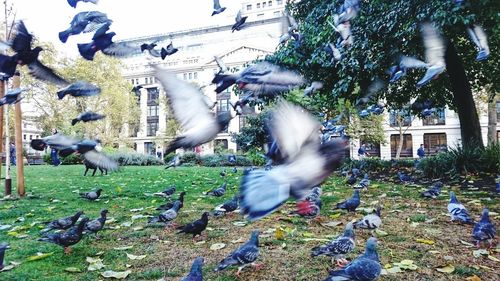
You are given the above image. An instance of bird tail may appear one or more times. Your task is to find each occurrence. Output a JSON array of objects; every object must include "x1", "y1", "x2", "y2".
[
  {"x1": 160, "y1": 48, "x2": 168, "y2": 60},
  {"x1": 311, "y1": 246, "x2": 328, "y2": 257},
  {"x1": 78, "y1": 42, "x2": 98, "y2": 61},
  {"x1": 326, "y1": 269, "x2": 351, "y2": 280},
  {"x1": 56, "y1": 90, "x2": 67, "y2": 100},
  {"x1": 37, "y1": 234, "x2": 57, "y2": 244},
  {"x1": 30, "y1": 139, "x2": 47, "y2": 151},
  {"x1": 67, "y1": 0, "x2": 77, "y2": 8},
  {"x1": 0, "y1": 54, "x2": 17, "y2": 77},
  {"x1": 211, "y1": 74, "x2": 237, "y2": 93},
  {"x1": 214, "y1": 257, "x2": 235, "y2": 272},
  {"x1": 59, "y1": 29, "x2": 71, "y2": 43},
  {"x1": 71, "y1": 118, "x2": 80, "y2": 126}
]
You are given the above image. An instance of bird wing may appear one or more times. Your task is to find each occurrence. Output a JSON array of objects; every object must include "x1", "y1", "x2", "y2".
[
  {"x1": 213, "y1": 0, "x2": 221, "y2": 9},
  {"x1": 12, "y1": 21, "x2": 33, "y2": 53},
  {"x1": 280, "y1": 12, "x2": 291, "y2": 35},
  {"x1": 44, "y1": 134, "x2": 79, "y2": 150},
  {"x1": 400, "y1": 55, "x2": 427, "y2": 69},
  {"x1": 28, "y1": 61, "x2": 69, "y2": 86},
  {"x1": 421, "y1": 22, "x2": 446, "y2": 66},
  {"x1": 0, "y1": 40, "x2": 12, "y2": 52},
  {"x1": 83, "y1": 150, "x2": 119, "y2": 171},
  {"x1": 148, "y1": 48, "x2": 162, "y2": 57},
  {"x1": 235, "y1": 10, "x2": 242, "y2": 22},
  {"x1": 214, "y1": 56, "x2": 228, "y2": 73},
  {"x1": 102, "y1": 42, "x2": 140, "y2": 57},
  {"x1": 287, "y1": 13, "x2": 299, "y2": 31}
]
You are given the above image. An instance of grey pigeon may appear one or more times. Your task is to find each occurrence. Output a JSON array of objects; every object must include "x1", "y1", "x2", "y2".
[
  {"x1": 141, "y1": 42, "x2": 163, "y2": 58},
  {"x1": 325, "y1": 237, "x2": 381, "y2": 281},
  {"x1": 78, "y1": 28, "x2": 140, "y2": 60},
  {"x1": 38, "y1": 217, "x2": 90, "y2": 254},
  {"x1": 472, "y1": 208, "x2": 496, "y2": 248},
  {"x1": 311, "y1": 222, "x2": 355, "y2": 266},
  {"x1": 160, "y1": 42, "x2": 178, "y2": 59},
  {"x1": 420, "y1": 182, "x2": 442, "y2": 199},
  {"x1": 303, "y1": 81, "x2": 324, "y2": 96},
  {"x1": 334, "y1": 0, "x2": 361, "y2": 25},
  {"x1": 165, "y1": 155, "x2": 181, "y2": 169},
  {"x1": 334, "y1": 190, "x2": 360, "y2": 212},
  {"x1": 59, "y1": 11, "x2": 111, "y2": 43},
  {"x1": 0, "y1": 88, "x2": 25, "y2": 106},
  {"x1": 354, "y1": 207, "x2": 382, "y2": 230},
  {"x1": 154, "y1": 67, "x2": 234, "y2": 155},
  {"x1": 0, "y1": 242, "x2": 8, "y2": 271},
  {"x1": 72, "y1": 111, "x2": 105, "y2": 126},
  {"x1": 211, "y1": 0, "x2": 226, "y2": 16},
  {"x1": 67, "y1": 0, "x2": 99, "y2": 8},
  {"x1": 213, "y1": 195, "x2": 239, "y2": 217},
  {"x1": 354, "y1": 173, "x2": 370, "y2": 189},
  {"x1": 278, "y1": 11, "x2": 299, "y2": 45},
  {"x1": 57, "y1": 81, "x2": 101, "y2": 99},
  {"x1": 84, "y1": 209, "x2": 108, "y2": 237},
  {"x1": 214, "y1": 230, "x2": 261, "y2": 276},
  {"x1": 206, "y1": 182, "x2": 227, "y2": 197},
  {"x1": 148, "y1": 201, "x2": 181, "y2": 224},
  {"x1": 448, "y1": 191, "x2": 474, "y2": 224},
  {"x1": 161, "y1": 186, "x2": 176, "y2": 197},
  {"x1": 231, "y1": 10, "x2": 248, "y2": 32},
  {"x1": 416, "y1": 23, "x2": 447, "y2": 88},
  {"x1": 79, "y1": 188, "x2": 102, "y2": 201},
  {"x1": 181, "y1": 257, "x2": 204, "y2": 281},
  {"x1": 157, "y1": 191, "x2": 186, "y2": 211},
  {"x1": 42, "y1": 211, "x2": 84, "y2": 232}
]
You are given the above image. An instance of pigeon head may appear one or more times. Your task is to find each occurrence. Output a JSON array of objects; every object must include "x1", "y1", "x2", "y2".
[
  {"x1": 250, "y1": 230, "x2": 260, "y2": 246},
  {"x1": 365, "y1": 237, "x2": 378, "y2": 253},
  {"x1": 96, "y1": 189, "x2": 103, "y2": 195},
  {"x1": 364, "y1": 173, "x2": 369, "y2": 179},
  {"x1": 190, "y1": 256, "x2": 204, "y2": 274},
  {"x1": 375, "y1": 206, "x2": 382, "y2": 217},
  {"x1": 201, "y1": 212, "x2": 210, "y2": 220},
  {"x1": 480, "y1": 208, "x2": 490, "y2": 223},
  {"x1": 77, "y1": 217, "x2": 90, "y2": 232},
  {"x1": 216, "y1": 111, "x2": 232, "y2": 130},
  {"x1": 73, "y1": 210, "x2": 84, "y2": 220},
  {"x1": 179, "y1": 191, "x2": 186, "y2": 199},
  {"x1": 100, "y1": 209, "x2": 109, "y2": 217},
  {"x1": 33, "y1": 46, "x2": 43, "y2": 55},
  {"x1": 434, "y1": 181, "x2": 444, "y2": 188},
  {"x1": 343, "y1": 222, "x2": 355, "y2": 238},
  {"x1": 449, "y1": 191, "x2": 459, "y2": 203}
]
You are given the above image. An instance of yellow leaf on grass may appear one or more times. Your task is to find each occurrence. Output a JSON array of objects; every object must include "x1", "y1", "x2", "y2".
[
  {"x1": 487, "y1": 255, "x2": 500, "y2": 262},
  {"x1": 472, "y1": 249, "x2": 489, "y2": 258},
  {"x1": 416, "y1": 239, "x2": 435, "y2": 245},
  {"x1": 101, "y1": 270, "x2": 131, "y2": 279},
  {"x1": 329, "y1": 213, "x2": 341, "y2": 219},
  {"x1": 302, "y1": 232, "x2": 314, "y2": 238},
  {"x1": 375, "y1": 229, "x2": 388, "y2": 237},
  {"x1": 114, "y1": 245, "x2": 133, "y2": 251},
  {"x1": 126, "y1": 253, "x2": 146, "y2": 260},
  {"x1": 26, "y1": 252, "x2": 53, "y2": 261},
  {"x1": 436, "y1": 265, "x2": 455, "y2": 273},
  {"x1": 64, "y1": 267, "x2": 82, "y2": 273},
  {"x1": 466, "y1": 275, "x2": 481, "y2": 281},
  {"x1": 386, "y1": 266, "x2": 402, "y2": 274},
  {"x1": 275, "y1": 227, "x2": 285, "y2": 240}
]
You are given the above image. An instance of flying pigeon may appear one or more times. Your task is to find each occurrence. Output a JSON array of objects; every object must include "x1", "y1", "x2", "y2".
[
  {"x1": 177, "y1": 212, "x2": 209, "y2": 240},
  {"x1": 41, "y1": 211, "x2": 84, "y2": 233},
  {"x1": 181, "y1": 257, "x2": 204, "y2": 281},
  {"x1": 141, "y1": 42, "x2": 163, "y2": 58},
  {"x1": 354, "y1": 206, "x2": 382, "y2": 230},
  {"x1": 160, "y1": 42, "x2": 178, "y2": 59},
  {"x1": 212, "y1": 0, "x2": 226, "y2": 16},
  {"x1": 466, "y1": 24, "x2": 490, "y2": 61},
  {"x1": 472, "y1": 208, "x2": 496, "y2": 248},
  {"x1": 220, "y1": 169, "x2": 227, "y2": 177},
  {"x1": 334, "y1": 190, "x2": 360, "y2": 212},
  {"x1": 312, "y1": 222, "x2": 356, "y2": 266},
  {"x1": 214, "y1": 230, "x2": 261, "y2": 276},
  {"x1": 71, "y1": 111, "x2": 105, "y2": 126},
  {"x1": 214, "y1": 56, "x2": 228, "y2": 74},
  {"x1": 448, "y1": 191, "x2": 474, "y2": 224},
  {"x1": 228, "y1": 154, "x2": 237, "y2": 164},
  {"x1": 303, "y1": 81, "x2": 324, "y2": 96},
  {"x1": 417, "y1": 22, "x2": 447, "y2": 88},
  {"x1": 0, "y1": 88, "x2": 25, "y2": 106},
  {"x1": 324, "y1": 43, "x2": 342, "y2": 61},
  {"x1": 165, "y1": 155, "x2": 181, "y2": 169},
  {"x1": 239, "y1": 101, "x2": 346, "y2": 221},
  {"x1": 325, "y1": 237, "x2": 381, "y2": 281},
  {"x1": 0, "y1": 21, "x2": 68, "y2": 85},
  {"x1": 59, "y1": 11, "x2": 111, "y2": 43},
  {"x1": 420, "y1": 182, "x2": 443, "y2": 199},
  {"x1": 206, "y1": 182, "x2": 227, "y2": 197},
  {"x1": 38, "y1": 217, "x2": 90, "y2": 254},
  {"x1": 154, "y1": 67, "x2": 233, "y2": 155},
  {"x1": 67, "y1": 0, "x2": 99, "y2": 8},
  {"x1": 157, "y1": 191, "x2": 186, "y2": 211},
  {"x1": 0, "y1": 242, "x2": 8, "y2": 271},
  {"x1": 232, "y1": 10, "x2": 248, "y2": 32},
  {"x1": 213, "y1": 195, "x2": 239, "y2": 217},
  {"x1": 84, "y1": 209, "x2": 108, "y2": 238},
  {"x1": 397, "y1": 171, "x2": 412, "y2": 183},
  {"x1": 334, "y1": 0, "x2": 361, "y2": 25},
  {"x1": 78, "y1": 24, "x2": 139, "y2": 60},
  {"x1": 293, "y1": 186, "x2": 322, "y2": 219},
  {"x1": 57, "y1": 81, "x2": 101, "y2": 99},
  {"x1": 278, "y1": 11, "x2": 299, "y2": 45},
  {"x1": 148, "y1": 201, "x2": 181, "y2": 225},
  {"x1": 80, "y1": 188, "x2": 103, "y2": 201}
]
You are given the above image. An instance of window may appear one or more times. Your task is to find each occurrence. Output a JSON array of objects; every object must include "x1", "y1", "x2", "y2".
[
  {"x1": 257, "y1": 3, "x2": 260, "y2": 8},
  {"x1": 268, "y1": 1, "x2": 272, "y2": 6},
  {"x1": 239, "y1": 115, "x2": 248, "y2": 130},
  {"x1": 147, "y1": 122, "x2": 158, "y2": 137},
  {"x1": 262, "y1": 2, "x2": 266, "y2": 8},
  {"x1": 389, "y1": 109, "x2": 412, "y2": 127},
  {"x1": 135, "y1": 79, "x2": 139, "y2": 85},
  {"x1": 23, "y1": 134, "x2": 26, "y2": 140},
  {"x1": 144, "y1": 142, "x2": 155, "y2": 155},
  {"x1": 277, "y1": 0, "x2": 283, "y2": 4},
  {"x1": 147, "y1": 105, "x2": 159, "y2": 117},
  {"x1": 188, "y1": 73, "x2": 192, "y2": 80},
  {"x1": 424, "y1": 133, "x2": 447, "y2": 155},
  {"x1": 147, "y1": 88, "x2": 159, "y2": 105},
  {"x1": 423, "y1": 108, "x2": 445, "y2": 125},
  {"x1": 217, "y1": 99, "x2": 230, "y2": 112},
  {"x1": 360, "y1": 141, "x2": 381, "y2": 157},
  {"x1": 145, "y1": 77, "x2": 149, "y2": 84},
  {"x1": 390, "y1": 134, "x2": 413, "y2": 158},
  {"x1": 497, "y1": 101, "x2": 500, "y2": 120},
  {"x1": 23, "y1": 123, "x2": 27, "y2": 128},
  {"x1": 247, "y1": 4, "x2": 252, "y2": 10},
  {"x1": 193, "y1": 72, "x2": 198, "y2": 79},
  {"x1": 257, "y1": 13, "x2": 264, "y2": 17},
  {"x1": 183, "y1": 73, "x2": 187, "y2": 80},
  {"x1": 30, "y1": 135, "x2": 33, "y2": 140}
]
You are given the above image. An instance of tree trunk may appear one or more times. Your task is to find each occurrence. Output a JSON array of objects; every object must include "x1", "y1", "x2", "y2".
[
  {"x1": 487, "y1": 95, "x2": 498, "y2": 144},
  {"x1": 395, "y1": 116, "x2": 403, "y2": 159},
  {"x1": 445, "y1": 42, "x2": 484, "y2": 148}
]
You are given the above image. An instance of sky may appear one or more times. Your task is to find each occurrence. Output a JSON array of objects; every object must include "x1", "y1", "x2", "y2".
[{"x1": 11, "y1": 0, "x2": 246, "y2": 57}]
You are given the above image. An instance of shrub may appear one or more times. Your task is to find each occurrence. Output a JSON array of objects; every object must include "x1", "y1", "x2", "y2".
[
  {"x1": 42, "y1": 153, "x2": 51, "y2": 165},
  {"x1": 245, "y1": 149, "x2": 266, "y2": 166},
  {"x1": 110, "y1": 152, "x2": 164, "y2": 166},
  {"x1": 340, "y1": 158, "x2": 415, "y2": 173},
  {"x1": 180, "y1": 152, "x2": 200, "y2": 165},
  {"x1": 483, "y1": 142, "x2": 500, "y2": 172},
  {"x1": 235, "y1": 155, "x2": 253, "y2": 166},
  {"x1": 61, "y1": 154, "x2": 83, "y2": 165},
  {"x1": 200, "y1": 154, "x2": 225, "y2": 167}
]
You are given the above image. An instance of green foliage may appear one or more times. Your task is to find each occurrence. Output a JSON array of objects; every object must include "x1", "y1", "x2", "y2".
[
  {"x1": 42, "y1": 153, "x2": 82, "y2": 165},
  {"x1": 341, "y1": 157, "x2": 415, "y2": 172},
  {"x1": 180, "y1": 152, "x2": 200, "y2": 165},
  {"x1": 199, "y1": 154, "x2": 225, "y2": 167},
  {"x1": 245, "y1": 148, "x2": 267, "y2": 166},
  {"x1": 109, "y1": 151, "x2": 164, "y2": 166},
  {"x1": 234, "y1": 111, "x2": 270, "y2": 152}
]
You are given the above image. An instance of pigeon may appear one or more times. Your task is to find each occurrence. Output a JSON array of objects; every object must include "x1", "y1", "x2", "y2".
[
  {"x1": 206, "y1": 182, "x2": 227, "y2": 197},
  {"x1": 156, "y1": 191, "x2": 186, "y2": 211},
  {"x1": 177, "y1": 212, "x2": 210, "y2": 240},
  {"x1": 466, "y1": 24, "x2": 490, "y2": 61},
  {"x1": 220, "y1": 169, "x2": 227, "y2": 177},
  {"x1": 78, "y1": 25, "x2": 139, "y2": 60},
  {"x1": 0, "y1": 88, "x2": 25, "y2": 106},
  {"x1": 346, "y1": 173, "x2": 357, "y2": 185},
  {"x1": 232, "y1": 167, "x2": 238, "y2": 173},
  {"x1": 351, "y1": 168, "x2": 361, "y2": 177},
  {"x1": 165, "y1": 155, "x2": 181, "y2": 169},
  {"x1": 161, "y1": 186, "x2": 176, "y2": 197},
  {"x1": 278, "y1": 11, "x2": 299, "y2": 45},
  {"x1": 239, "y1": 101, "x2": 347, "y2": 221},
  {"x1": 354, "y1": 173, "x2": 370, "y2": 189},
  {"x1": 417, "y1": 22, "x2": 447, "y2": 88},
  {"x1": 59, "y1": 11, "x2": 111, "y2": 43},
  {"x1": 211, "y1": 0, "x2": 226, "y2": 16},
  {"x1": 311, "y1": 222, "x2": 355, "y2": 266},
  {"x1": 84, "y1": 209, "x2": 108, "y2": 237},
  {"x1": 294, "y1": 186, "x2": 322, "y2": 219},
  {"x1": 325, "y1": 237, "x2": 381, "y2": 281},
  {"x1": 141, "y1": 42, "x2": 162, "y2": 58},
  {"x1": 472, "y1": 208, "x2": 496, "y2": 248},
  {"x1": 214, "y1": 56, "x2": 228, "y2": 74},
  {"x1": 421, "y1": 107, "x2": 436, "y2": 117},
  {"x1": 397, "y1": 171, "x2": 412, "y2": 183},
  {"x1": 334, "y1": 0, "x2": 361, "y2": 25},
  {"x1": 0, "y1": 21, "x2": 68, "y2": 85},
  {"x1": 80, "y1": 188, "x2": 103, "y2": 201},
  {"x1": 71, "y1": 111, "x2": 105, "y2": 126},
  {"x1": 181, "y1": 257, "x2": 204, "y2": 281},
  {"x1": 334, "y1": 190, "x2": 360, "y2": 212},
  {"x1": 213, "y1": 195, "x2": 239, "y2": 217},
  {"x1": 448, "y1": 191, "x2": 474, "y2": 224},
  {"x1": 212, "y1": 62, "x2": 305, "y2": 96},
  {"x1": 354, "y1": 206, "x2": 382, "y2": 230},
  {"x1": 154, "y1": 67, "x2": 233, "y2": 155},
  {"x1": 67, "y1": 0, "x2": 99, "y2": 8},
  {"x1": 420, "y1": 182, "x2": 443, "y2": 199},
  {"x1": 232, "y1": 10, "x2": 248, "y2": 32},
  {"x1": 148, "y1": 201, "x2": 181, "y2": 225},
  {"x1": 38, "y1": 217, "x2": 90, "y2": 254},
  {"x1": 214, "y1": 230, "x2": 261, "y2": 276},
  {"x1": 160, "y1": 42, "x2": 178, "y2": 59},
  {"x1": 303, "y1": 81, "x2": 324, "y2": 96},
  {"x1": 496, "y1": 175, "x2": 500, "y2": 193},
  {"x1": 228, "y1": 154, "x2": 237, "y2": 164},
  {"x1": 57, "y1": 81, "x2": 101, "y2": 99},
  {"x1": 41, "y1": 211, "x2": 84, "y2": 232},
  {"x1": 0, "y1": 242, "x2": 8, "y2": 271}
]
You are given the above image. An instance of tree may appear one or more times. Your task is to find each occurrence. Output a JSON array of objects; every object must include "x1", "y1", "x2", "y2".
[
  {"x1": 234, "y1": 111, "x2": 270, "y2": 152},
  {"x1": 388, "y1": 108, "x2": 414, "y2": 159},
  {"x1": 269, "y1": 0, "x2": 499, "y2": 148}
]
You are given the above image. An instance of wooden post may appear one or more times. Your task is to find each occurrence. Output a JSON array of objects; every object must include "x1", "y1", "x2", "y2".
[
  {"x1": 0, "y1": 79, "x2": 5, "y2": 195},
  {"x1": 13, "y1": 72, "x2": 24, "y2": 197}
]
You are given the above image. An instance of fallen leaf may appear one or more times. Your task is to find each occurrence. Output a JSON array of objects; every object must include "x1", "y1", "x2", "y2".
[
  {"x1": 329, "y1": 213, "x2": 341, "y2": 219},
  {"x1": 26, "y1": 252, "x2": 53, "y2": 261},
  {"x1": 120, "y1": 221, "x2": 133, "y2": 227},
  {"x1": 126, "y1": 253, "x2": 146, "y2": 260},
  {"x1": 101, "y1": 270, "x2": 131, "y2": 279},
  {"x1": 416, "y1": 238, "x2": 435, "y2": 245},
  {"x1": 132, "y1": 226, "x2": 144, "y2": 231},
  {"x1": 209, "y1": 243, "x2": 226, "y2": 250},
  {"x1": 0, "y1": 265, "x2": 14, "y2": 272},
  {"x1": 230, "y1": 238, "x2": 244, "y2": 244},
  {"x1": 275, "y1": 227, "x2": 285, "y2": 240},
  {"x1": 375, "y1": 229, "x2": 388, "y2": 237},
  {"x1": 233, "y1": 221, "x2": 247, "y2": 227},
  {"x1": 86, "y1": 257, "x2": 105, "y2": 271},
  {"x1": 320, "y1": 221, "x2": 342, "y2": 228},
  {"x1": 386, "y1": 266, "x2": 402, "y2": 274},
  {"x1": 460, "y1": 240, "x2": 475, "y2": 247},
  {"x1": 64, "y1": 267, "x2": 82, "y2": 273},
  {"x1": 114, "y1": 246, "x2": 133, "y2": 251},
  {"x1": 487, "y1": 255, "x2": 500, "y2": 262},
  {"x1": 302, "y1": 238, "x2": 330, "y2": 242},
  {"x1": 130, "y1": 208, "x2": 143, "y2": 212},
  {"x1": 436, "y1": 265, "x2": 455, "y2": 273},
  {"x1": 472, "y1": 249, "x2": 489, "y2": 258},
  {"x1": 466, "y1": 275, "x2": 481, "y2": 281}
]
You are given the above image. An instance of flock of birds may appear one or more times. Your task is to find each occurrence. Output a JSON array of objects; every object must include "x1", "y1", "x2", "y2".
[{"x1": 0, "y1": 0, "x2": 497, "y2": 280}]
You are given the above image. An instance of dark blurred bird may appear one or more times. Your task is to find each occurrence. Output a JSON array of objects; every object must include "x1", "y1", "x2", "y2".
[
  {"x1": 214, "y1": 230, "x2": 261, "y2": 276},
  {"x1": 278, "y1": 11, "x2": 299, "y2": 45},
  {"x1": 325, "y1": 237, "x2": 381, "y2": 281},
  {"x1": 165, "y1": 155, "x2": 181, "y2": 169},
  {"x1": 57, "y1": 81, "x2": 101, "y2": 100},
  {"x1": 206, "y1": 182, "x2": 227, "y2": 197},
  {"x1": 472, "y1": 208, "x2": 496, "y2": 248},
  {"x1": 71, "y1": 111, "x2": 105, "y2": 126},
  {"x1": 148, "y1": 201, "x2": 181, "y2": 225},
  {"x1": 240, "y1": 102, "x2": 346, "y2": 221},
  {"x1": 212, "y1": 0, "x2": 226, "y2": 16},
  {"x1": 67, "y1": 0, "x2": 99, "y2": 8},
  {"x1": 220, "y1": 169, "x2": 227, "y2": 177},
  {"x1": 448, "y1": 191, "x2": 474, "y2": 224},
  {"x1": 154, "y1": 67, "x2": 234, "y2": 155},
  {"x1": 84, "y1": 209, "x2": 108, "y2": 237},
  {"x1": 354, "y1": 173, "x2": 370, "y2": 189},
  {"x1": 141, "y1": 42, "x2": 163, "y2": 58},
  {"x1": 78, "y1": 26, "x2": 139, "y2": 60},
  {"x1": 38, "y1": 217, "x2": 90, "y2": 255},
  {"x1": 0, "y1": 21, "x2": 68, "y2": 85},
  {"x1": 417, "y1": 23, "x2": 447, "y2": 88},
  {"x1": 160, "y1": 185, "x2": 176, "y2": 197},
  {"x1": 496, "y1": 175, "x2": 500, "y2": 194},
  {"x1": 334, "y1": 0, "x2": 361, "y2": 25},
  {"x1": 0, "y1": 88, "x2": 25, "y2": 106},
  {"x1": 228, "y1": 154, "x2": 237, "y2": 164},
  {"x1": 232, "y1": 167, "x2": 237, "y2": 173},
  {"x1": 177, "y1": 212, "x2": 209, "y2": 240},
  {"x1": 333, "y1": 190, "x2": 360, "y2": 212},
  {"x1": 59, "y1": 11, "x2": 111, "y2": 43},
  {"x1": 80, "y1": 188, "x2": 102, "y2": 201},
  {"x1": 420, "y1": 182, "x2": 443, "y2": 199},
  {"x1": 232, "y1": 10, "x2": 248, "y2": 32},
  {"x1": 346, "y1": 173, "x2": 357, "y2": 185},
  {"x1": 354, "y1": 206, "x2": 382, "y2": 230},
  {"x1": 213, "y1": 195, "x2": 239, "y2": 217},
  {"x1": 323, "y1": 43, "x2": 342, "y2": 61},
  {"x1": 0, "y1": 242, "x2": 8, "y2": 271},
  {"x1": 214, "y1": 56, "x2": 228, "y2": 74},
  {"x1": 397, "y1": 171, "x2": 412, "y2": 183},
  {"x1": 311, "y1": 222, "x2": 355, "y2": 266},
  {"x1": 293, "y1": 186, "x2": 322, "y2": 219},
  {"x1": 466, "y1": 24, "x2": 490, "y2": 61},
  {"x1": 41, "y1": 211, "x2": 84, "y2": 233},
  {"x1": 181, "y1": 257, "x2": 204, "y2": 281},
  {"x1": 156, "y1": 191, "x2": 186, "y2": 211},
  {"x1": 160, "y1": 42, "x2": 178, "y2": 59}
]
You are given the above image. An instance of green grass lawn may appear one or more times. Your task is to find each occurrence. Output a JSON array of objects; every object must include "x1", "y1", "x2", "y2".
[{"x1": 0, "y1": 165, "x2": 498, "y2": 281}]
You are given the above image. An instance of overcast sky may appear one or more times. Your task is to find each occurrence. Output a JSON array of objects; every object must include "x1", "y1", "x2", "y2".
[{"x1": 11, "y1": 0, "x2": 245, "y2": 56}]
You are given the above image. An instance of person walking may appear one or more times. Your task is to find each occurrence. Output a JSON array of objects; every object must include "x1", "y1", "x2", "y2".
[
  {"x1": 358, "y1": 143, "x2": 369, "y2": 160},
  {"x1": 417, "y1": 144, "x2": 425, "y2": 159},
  {"x1": 50, "y1": 128, "x2": 61, "y2": 166}
]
